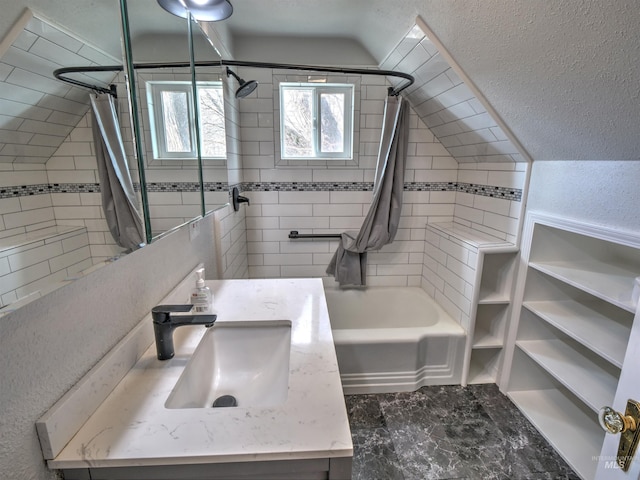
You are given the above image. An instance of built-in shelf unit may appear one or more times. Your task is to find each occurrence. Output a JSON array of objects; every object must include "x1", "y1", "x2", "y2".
[
  {"x1": 426, "y1": 222, "x2": 518, "y2": 386},
  {"x1": 467, "y1": 251, "x2": 517, "y2": 384},
  {"x1": 501, "y1": 213, "x2": 640, "y2": 480}
]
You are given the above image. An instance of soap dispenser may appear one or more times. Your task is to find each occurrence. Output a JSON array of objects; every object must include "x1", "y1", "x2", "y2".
[{"x1": 191, "y1": 268, "x2": 213, "y2": 313}]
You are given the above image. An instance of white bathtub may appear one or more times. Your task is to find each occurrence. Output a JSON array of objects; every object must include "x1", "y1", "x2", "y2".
[{"x1": 324, "y1": 285, "x2": 466, "y2": 394}]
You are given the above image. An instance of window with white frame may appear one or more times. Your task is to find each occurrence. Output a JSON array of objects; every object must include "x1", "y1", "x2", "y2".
[
  {"x1": 146, "y1": 81, "x2": 226, "y2": 160},
  {"x1": 279, "y1": 82, "x2": 354, "y2": 160}
]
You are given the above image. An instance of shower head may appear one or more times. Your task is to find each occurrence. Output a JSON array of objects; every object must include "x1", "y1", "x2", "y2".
[
  {"x1": 156, "y1": 0, "x2": 233, "y2": 21},
  {"x1": 226, "y1": 67, "x2": 258, "y2": 99}
]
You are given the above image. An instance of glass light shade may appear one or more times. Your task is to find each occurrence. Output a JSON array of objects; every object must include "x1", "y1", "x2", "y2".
[{"x1": 156, "y1": 0, "x2": 233, "y2": 21}]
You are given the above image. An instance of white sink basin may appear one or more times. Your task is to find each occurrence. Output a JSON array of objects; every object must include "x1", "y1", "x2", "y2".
[{"x1": 165, "y1": 320, "x2": 292, "y2": 409}]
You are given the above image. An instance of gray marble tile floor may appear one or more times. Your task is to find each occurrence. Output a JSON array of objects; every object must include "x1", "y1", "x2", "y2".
[{"x1": 345, "y1": 384, "x2": 580, "y2": 480}]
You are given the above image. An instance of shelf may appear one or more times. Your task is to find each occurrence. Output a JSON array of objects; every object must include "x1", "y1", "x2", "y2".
[
  {"x1": 523, "y1": 300, "x2": 630, "y2": 368},
  {"x1": 508, "y1": 388, "x2": 603, "y2": 480},
  {"x1": 478, "y1": 252, "x2": 517, "y2": 306},
  {"x1": 516, "y1": 339, "x2": 618, "y2": 412},
  {"x1": 477, "y1": 291, "x2": 510, "y2": 304},
  {"x1": 468, "y1": 348, "x2": 502, "y2": 384},
  {"x1": 529, "y1": 260, "x2": 638, "y2": 313},
  {"x1": 472, "y1": 331, "x2": 503, "y2": 349},
  {"x1": 467, "y1": 364, "x2": 495, "y2": 384},
  {"x1": 505, "y1": 217, "x2": 640, "y2": 480},
  {"x1": 473, "y1": 303, "x2": 508, "y2": 349}
]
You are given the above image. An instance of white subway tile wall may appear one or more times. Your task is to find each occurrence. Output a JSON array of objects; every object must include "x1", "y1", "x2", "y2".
[
  {"x1": 0, "y1": 161, "x2": 55, "y2": 239},
  {"x1": 423, "y1": 225, "x2": 478, "y2": 328},
  {"x1": 380, "y1": 23, "x2": 526, "y2": 165},
  {"x1": 2, "y1": 23, "x2": 528, "y2": 318},
  {"x1": 0, "y1": 16, "x2": 120, "y2": 164},
  {"x1": 0, "y1": 226, "x2": 91, "y2": 307},
  {"x1": 234, "y1": 69, "x2": 455, "y2": 285},
  {"x1": 213, "y1": 205, "x2": 248, "y2": 279},
  {"x1": 233, "y1": 65, "x2": 525, "y2": 286},
  {"x1": 127, "y1": 68, "x2": 237, "y2": 235}
]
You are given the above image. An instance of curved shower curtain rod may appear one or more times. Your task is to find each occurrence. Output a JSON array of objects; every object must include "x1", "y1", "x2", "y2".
[{"x1": 53, "y1": 59, "x2": 414, "y2": 97}]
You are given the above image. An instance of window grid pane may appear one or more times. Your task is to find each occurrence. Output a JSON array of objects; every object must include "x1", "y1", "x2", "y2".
[
  {"x1": 282, "y1": 88, "x2": 314, "y2": 157},
  {"x1": 319, "y1": 92, "x2": 345, "y2": 153},
  {"x1": 161, "y1": 91, "x2": 191, "y2": 153},
  {"x1": 198, "y1": 87, "x2": 226, "y2": 158},
  {"x1": 279, "y1": 83, "x2": 353, "y2": 160},
  {"x1": 147, "y1": 81, "x2": 226, "y2": 160}
]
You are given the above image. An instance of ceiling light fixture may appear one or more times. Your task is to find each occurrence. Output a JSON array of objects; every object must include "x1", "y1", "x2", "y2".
[{"x1": 156, "y1": 0, "x2": 233, "y2": 21}]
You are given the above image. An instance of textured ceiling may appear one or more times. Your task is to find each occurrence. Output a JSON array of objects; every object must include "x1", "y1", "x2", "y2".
[
  {"x1": 1, "y1": 0, "x2": 639, "y2": 161},
  {"x1": 416, "y1": 0, "x2": 640, "y2": 161}
]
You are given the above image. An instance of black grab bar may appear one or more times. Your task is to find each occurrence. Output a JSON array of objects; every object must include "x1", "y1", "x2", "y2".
[{"x1": 288, "y1": 230, "x2": 342, "y2": 240}]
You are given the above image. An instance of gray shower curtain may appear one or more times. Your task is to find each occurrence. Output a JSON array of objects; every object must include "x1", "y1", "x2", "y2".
[
  {"x1": 327, "y1": 95, "x2": 409, "y2": 286},
  {"x1": 90, "y1": 94, "x2": 145, "y2": 250}
]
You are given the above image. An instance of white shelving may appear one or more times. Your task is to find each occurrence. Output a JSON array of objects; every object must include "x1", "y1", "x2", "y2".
[
  {"x1": 503, "y1": 214, "x2": 640, "y2": 479},
  {"x1": 522, "y1": 300, "x2": 629, "y2": 367},
  {"x1": 508, "y1": 388, "x2": 603, "y2": 480},
  {"x1": 467, "y1": 349, "x2": 502, "y2": 384},
  {"x1": 517, "y1": 338, "x2": 618, "y2": 411},
  {"x1": 529, "y1": 261, "x2": 638, "y2": 313},
  {"x1": 467, "y1": 252, "x2": 516, "y2": 384},
  {"x1": 427, "y1": 222, "x2": 517, "y2": 386}
]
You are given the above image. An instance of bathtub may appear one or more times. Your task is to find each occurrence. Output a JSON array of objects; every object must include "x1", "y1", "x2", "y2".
[{"x1": 323, "y1": 285, "x2": 466, "y2": 394}]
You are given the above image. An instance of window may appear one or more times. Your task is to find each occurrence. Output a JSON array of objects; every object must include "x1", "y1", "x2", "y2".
[
  {"x1": 279, "y1": 83, "x2": 354, "y2": 160},
  {"x1": 147, "y1": 81, "x2": 226, "y2": 160}
]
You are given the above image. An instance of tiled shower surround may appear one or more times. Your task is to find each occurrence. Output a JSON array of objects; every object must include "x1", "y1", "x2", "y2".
[
  {"x1": 1, "y1": 19, "x2": 528, "y2": 316},
  {"x1": 1, "y1": 67, "x2": 525, "y2": 308},
  {"x1": 231, "y1": 66, "x2": 526, "y2": 287}
]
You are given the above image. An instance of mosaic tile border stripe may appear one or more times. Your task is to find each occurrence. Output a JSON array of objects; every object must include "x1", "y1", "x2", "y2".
[
  {"x1": 0, "y1": 183, "x2": 101, "y2": 198},
  {"x1": 1, "y1": 181, "x2": 521, "y2": 202},
  {"x1": 146, "y1": 182, "x2": 228, "y2": 193},
  {"x1": 241, "y1": 181, "x2": 522, "y2": 201},
  {"x1": 0, "y1": 182, "x2": 230, "y2": 199}
]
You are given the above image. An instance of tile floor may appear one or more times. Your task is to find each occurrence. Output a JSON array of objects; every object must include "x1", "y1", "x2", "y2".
[{"x1": 345, "y1": 384, "x2": 580, "y2": 480}]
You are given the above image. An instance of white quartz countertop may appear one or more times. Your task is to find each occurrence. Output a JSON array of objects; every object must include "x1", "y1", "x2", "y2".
[{"x1": 47, "y1": 278, "x2": 352, "y2": 469}]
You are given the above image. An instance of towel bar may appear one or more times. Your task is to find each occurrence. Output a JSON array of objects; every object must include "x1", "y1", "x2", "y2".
[{"x1": 288, "y1": 231, "x2": 341, "y2": 240}]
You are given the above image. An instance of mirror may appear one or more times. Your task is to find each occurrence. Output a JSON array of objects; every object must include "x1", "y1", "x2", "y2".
[
  {"x1": 122, "y1": 2, "x2": 206, "y2": 239},
  {"x1": 0, "y1": 8, "x2": 130, "y2": 312},
  {"x1": 0, "y1": 0, "x2": 232, "y2": 314},
  {"x1": 191, "y1": 16, "x2": 231, "y2": 215}
]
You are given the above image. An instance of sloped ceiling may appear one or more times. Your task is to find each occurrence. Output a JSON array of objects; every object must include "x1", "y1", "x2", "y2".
[
  {"x1": 0, "y1": 13, "x2": 119, "y2": 163},
  {"x1": 0, "y1": 4, "x2": 218, "y2": 164},
  {"x1": 381, "y1": 21, "x2": 527, "y2": 164},
  {"x1": 222, "y1": 0, "x2": 640, "y2": 161},
  {"x1": 1, "y1": 0, "x2": 639, "y2": 161},
  {"x1": 411, "y1": 1, "x2": 640, "y2": 161}
]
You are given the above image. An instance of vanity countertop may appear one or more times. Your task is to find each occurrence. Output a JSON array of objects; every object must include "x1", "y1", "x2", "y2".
[{"x1": 45, "y1": 278, "x2": 352, "y2": 470}]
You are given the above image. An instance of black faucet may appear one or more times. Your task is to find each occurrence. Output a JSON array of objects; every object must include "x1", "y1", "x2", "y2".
[{"x1": 152, "y1": 304, "x2": 217, "y2": 360}]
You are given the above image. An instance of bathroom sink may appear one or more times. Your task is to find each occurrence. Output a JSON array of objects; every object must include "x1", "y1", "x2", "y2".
[{"x1": 165, "y1": 320, "x2": 292, "y2": 409}]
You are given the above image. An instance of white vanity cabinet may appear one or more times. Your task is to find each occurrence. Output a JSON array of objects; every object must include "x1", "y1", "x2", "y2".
[
  {"x1": 501, "y1": 213, "x2": 640, "y2": 479},
  {"x1": 37, "y1": 276, "x2": 352, "y2": 480}
]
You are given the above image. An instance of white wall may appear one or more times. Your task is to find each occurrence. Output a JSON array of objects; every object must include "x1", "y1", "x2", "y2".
[
  {"x1": 0, "y1": 164, "x2": 54, "y2": 238},
  {"x1": 526, "y1": 160, "x2": 640, "y2": 232},
  {"x1": 382, "y1": 23, "x2": 527, "y2": 165},
  {"x1": 235, "y1": 66, "x2": 525, "y2": 284},
  {"x1": 0, "y1": 215, "x2": 217, "y2": 480},
  {"x1": 213, "y1": 204, "x2": 248, "y2": 279}
]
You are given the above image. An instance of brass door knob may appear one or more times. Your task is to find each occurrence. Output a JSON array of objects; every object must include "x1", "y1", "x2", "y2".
[
  {"x1": 599, "y1": 406, "x2": 636, "y2": 434},
  {"x1": 598, "y1": 400, "x2": 640, "y2": 472}
]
